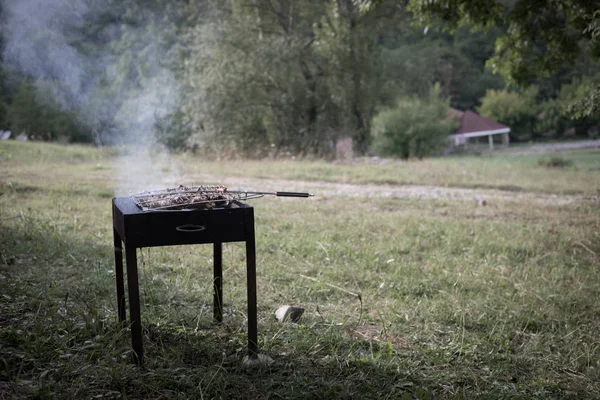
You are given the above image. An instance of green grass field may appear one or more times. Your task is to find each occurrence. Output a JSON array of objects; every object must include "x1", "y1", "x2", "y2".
[{"x1": 1, "y1": 141, "x2": 599, "y2": 399}]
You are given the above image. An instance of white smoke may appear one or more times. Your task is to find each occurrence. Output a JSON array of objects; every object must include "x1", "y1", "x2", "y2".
[
  {"x1": 2, "y1": 0, "x2": 91, "y2": 105},
  {"x1": 1, "y1": 0, "x2": 182, "y2": 194}
]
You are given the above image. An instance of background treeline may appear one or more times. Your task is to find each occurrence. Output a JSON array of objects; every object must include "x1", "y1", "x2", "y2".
[{"x1": 1, "y1": 0, "x2": 599, "y2": 158}]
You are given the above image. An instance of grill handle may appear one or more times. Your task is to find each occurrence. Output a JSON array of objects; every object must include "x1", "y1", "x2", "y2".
[
  {"x1": 275, "y1": 192, "x2": 313, "y2": 198},
  {"x1": 176, "y1": 224, "x2": 206, "y2": 232}
]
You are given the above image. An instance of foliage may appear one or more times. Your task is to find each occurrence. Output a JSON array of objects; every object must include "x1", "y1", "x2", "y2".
[
  {"x1": 538, "y1": 156, "x2": 574, "y2": 168},
  {"x1": 376, "y1": 13, "x2": 505, "y2": 111},
  {"x1": 476, "y1": 84, "x2": 597, "y2": 140},
  {"x1": 154, "y1": 110, "x2": 191, "y2": 150},
  {"x1": 534, "y1": 99, "x2": 563, "y2": 138},
  {"x1": 1, "y1": 0, "x2": 600, "y2": 153},
  {"x1": 548, "y1": 76, "x2": 600, "y2": 137},
  {"x1": 181, "y1": 0, "x2": 389, "y2": 157},
  {"x1": 93, "y1": 0, "x2": 204, "y2": 146},
  {"x1": 0, "y1": 0, "x2": 511, "y2": 154},
  {"x1": 0, "y1": 64, "x2": 8, "y2": 129},
  {"x1": 406, "y1": 0, "x2": 600, "y2": 117},
  {"x1": 7, "y1": 79, "x2": 44, "y2": 137},
  {"x1": 371, "y1": 85, "x2": 456, "y2": 159},
  {"x1": 570, "y1": 83, "x2": 600, "y2": 119},
  {"x1": 557, "y1": 75, "x2": 600, "y2": 120},
  {"x1": 7, "y1": 79, "x2": 91, "y2": 142},
  {"x1": 477, "y1": 87, "x2": 539, "y2": 140}
]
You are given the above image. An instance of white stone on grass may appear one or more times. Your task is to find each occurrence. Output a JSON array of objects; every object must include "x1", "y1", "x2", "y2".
[
  {"x1": 242, "y1": 354, "x2": 274, "y2": 369},
  {"x1": 275, "y1": 305, "x2": 305, "y2": 323}
]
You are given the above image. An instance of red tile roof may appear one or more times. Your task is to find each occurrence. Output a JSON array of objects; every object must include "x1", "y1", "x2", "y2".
[{"x1": 453, "y1": 109, "x2": 509, "y2": 135}]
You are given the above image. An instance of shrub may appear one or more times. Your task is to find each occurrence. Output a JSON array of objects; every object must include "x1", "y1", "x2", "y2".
[
  {"x1": 556, "y1": 76, "x2": 600, "y2": 136},
  {"x1": 370, "y1": 85, "x2": 456, "y2": 159},
  {"x1": 477, "y1": 87, "x2": 538, "y2": 140},
  {"x1": 557, "y1": 75, "x2": 600, "y2": 120},
  {"x1": 8, "y1": 79, "x2": 92, "y2": 143},
  {"x1": 535, "y1": 99, "x2": 563, "y2": 138},
  {"x1": 538, "y1": 156, "x2": 573, "y2": 168}
]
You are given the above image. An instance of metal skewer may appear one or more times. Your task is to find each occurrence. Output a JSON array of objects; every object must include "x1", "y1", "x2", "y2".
[{"x1": 230, "y1": 191, "x2": 314, "y2": 198}]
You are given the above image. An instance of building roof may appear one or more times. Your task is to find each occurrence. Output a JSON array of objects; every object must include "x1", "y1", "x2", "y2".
[{"x1": 449, "y1": 109, "x2": 510, "y2": 138}]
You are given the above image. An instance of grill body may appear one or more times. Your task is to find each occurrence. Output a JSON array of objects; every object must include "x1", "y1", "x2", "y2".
[
  {"x1": 112, "y1": 196, "x2": 257, "y2": 366},
  {"x1": 113, "y1": 197, "x2": 252, "y2": 247}
]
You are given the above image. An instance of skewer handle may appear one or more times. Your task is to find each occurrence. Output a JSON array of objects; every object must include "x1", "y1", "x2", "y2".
[{"x1": 275, "y1": 192, "x2": 313, "y2": 198}]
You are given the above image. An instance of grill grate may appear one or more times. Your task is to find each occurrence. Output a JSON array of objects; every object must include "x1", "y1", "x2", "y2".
[{"x1": 132, "y1": 185, "x2": 312, "y2": 211}]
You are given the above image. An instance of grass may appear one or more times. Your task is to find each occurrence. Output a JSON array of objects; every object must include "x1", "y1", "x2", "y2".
[
  {"x1": 1, "y1": 141, "x2": 600, "y2": 399},
  {"x1": 180, "y1": 151, "x2": 600, "y2": 196},
  {"x1": 537, "y1": 156, "x2": 574, "y2": 169}
]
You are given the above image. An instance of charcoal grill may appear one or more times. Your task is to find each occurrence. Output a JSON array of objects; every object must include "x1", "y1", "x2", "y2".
[{"x1": 112, "y1": 185, "x2": 312, "y2": 365}]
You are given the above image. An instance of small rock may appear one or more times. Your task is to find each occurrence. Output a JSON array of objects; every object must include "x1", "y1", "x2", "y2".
[
  {"x1": 275, "y1": 305, "x2": 305, "y2": 323},
  {"x1": 479, "y1": 199, "x2": 487, "y2": 206},
  {"x1": 242, "y1": 354, "x2": 274, "y2": 369}
]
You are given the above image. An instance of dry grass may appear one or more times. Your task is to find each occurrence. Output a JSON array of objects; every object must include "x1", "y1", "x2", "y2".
[
  {"x1": 180, "y1": 151, "x2": 600, "y2": 196},
  {"x1": 1, "y1": 141, "x2": 599, "y2": 399}
]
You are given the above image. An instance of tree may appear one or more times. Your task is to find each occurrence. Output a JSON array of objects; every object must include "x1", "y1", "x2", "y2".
[
  {"x1": 182, "y1": 1, "x2": 390, "y2": 157},
  {"x1": 373, "y1": 5, "x2": 507, "y2": 111},
  {"x1": 0, "y1": 65, "x2": 8, "y2": 129},
  {"x1": 8, "y1": 79, "x2": 90, "y2": 141},
  {"x1": 7, "y1": 79, "x2": 42, "y2": 136},
  {"x1": 182, "y1": 1, "x2": 325, "y2": 156},
  {"x1": 98, "y1": 0, "x2": 206, "y2": 146},
  {"x1": 401, "y1": 0, "x2": 600, "y2": 117},
  {"x1": 477, "y1": 87, "x2": 538, "y2": 140},
  {"x1": 556, "y1": 75, "x2": 600, "y2": 136},
  {"x1": 312, "y1": 0, "x2": 387, "y2": 155},
  {"x1": 371, "y1": 85, "x2": 456, "y2": 159},
  {"x1": 7, "y1": 0, "x2": 594, "y2": 152}
]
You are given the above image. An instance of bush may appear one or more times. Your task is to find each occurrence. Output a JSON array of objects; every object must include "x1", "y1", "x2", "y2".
[
  {"x1": 535, "y1": 99, "x2": 563, "y2": 138},
  {"x1": 556, "y1": 76, "x2": 600, "y2": 136},
  {"x1": 477, "y1": 87, "x2": 538, "y2": 140},
  {"x1": 370, "y1": 86, "x2": 456, "y2": 159},
  {"x1": 557, "y1": 75, "x2": 600, "y2": 120},
  {"x1": 480, "y1": 79, "x2": 600, "y2": 141},
  {"x1": 538, "y1": 156, "x2": 573, "y2": 168},
  {"x1": 7, "y1": 79, "x2": 92, "y2": 143},
  {"x1": 155, "y1": 110, "x2": 192, "y2": 150}
]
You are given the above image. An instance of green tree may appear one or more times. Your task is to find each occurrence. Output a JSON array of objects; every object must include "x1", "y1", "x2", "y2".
[
  {"x1": 313, "y1": 0, "x2": 387, "y2": 155},
  {"x1": 182, "y1": 0, "x2": 387, "y2": 157},
  {"x1": 535, "y1": 99, "x2": 563, "y2": 138},
  {"x1": 374, "y1": 5, "x2": 506, "y2": 111},
  {"x1": 371, "y1": 85, "x2": 456, "y2": 159},
  {"x1": 477, "y1": 87, "x2": 538, "y2": 140},
  {"x1": 182, "y1": 1, "x2": 322, "y2": 156},
  {"x1": 7, "y1": 79, "x2": 90, "y2": 142},
  {"x1": 0, "y1": 65, "x2": 8, "y2": 129},
  {"x1": 558, "y1": 75, "x2": 600, "y2": 119},
  {"x1": 556, "y1": 75, "x2": 600, "y2": 136},
  {"x1": 98, "y1": 0, "x2": 206, "y2": 146},
  {"x1": 479, "y1": 79, "x2": 600, "y2": 140},
  {"x1": 7, "y1": 79, "x2": 42, "y2": 136},
  {"x1": 401, "y1": 0, "x2": 600, "y2": 117}
]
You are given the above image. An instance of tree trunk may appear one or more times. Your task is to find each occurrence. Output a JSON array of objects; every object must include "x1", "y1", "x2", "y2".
[{"x1": 346, "y1": 1, "x2": 369, "y2": 155}]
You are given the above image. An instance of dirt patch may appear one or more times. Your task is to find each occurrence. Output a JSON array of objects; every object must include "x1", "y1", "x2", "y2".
[
  {"x1": 188, "y1": 175, "x2": 591, "y2": 206},
  {"x1": 348, "y1": 324, "x2": 409, "y2": 349}
]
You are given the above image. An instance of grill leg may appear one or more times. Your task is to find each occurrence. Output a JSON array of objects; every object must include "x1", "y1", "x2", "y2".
[
  {"x1": 125, "y1": 246, "x2": 143, "y2": 366},
  {"x1": 213, "y1": 242, "x2": 223, "y2": 323},
  {"x1": 113, "y1": 229, "x2": 126, "y2": 323},
  {"x1": 246, "y1": 216, "x2": 258, "y2": 357}
]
